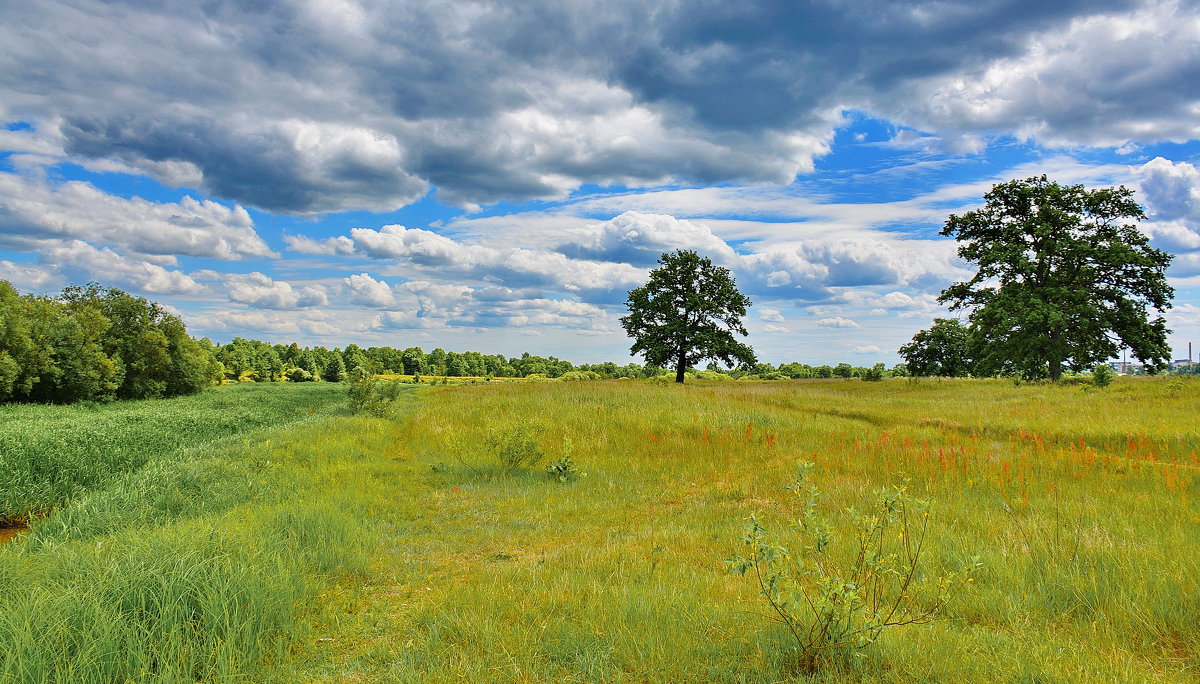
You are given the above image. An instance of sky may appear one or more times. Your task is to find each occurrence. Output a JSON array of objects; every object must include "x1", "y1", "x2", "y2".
[{"x1": 2, "y1": 0, "x2": 1199, "y2": 365}]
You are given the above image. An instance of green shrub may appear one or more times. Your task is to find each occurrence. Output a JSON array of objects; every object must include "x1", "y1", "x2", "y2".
[
  {"x1": 728, "y1": 461, "x2": 977, "y2": 674},
  {"x1": 545, "y1": 437, "x2": 581, "y2": 482},
  {"x1": 559, "y1": 371, "x2": 601, "y2": 381},
  {"x1": 485, "y1": 425, "x2": 545, "y2": 472},
  {"x1": 1091, "y1": 365, "x2": 1115, "y2": 387},
  {"x1": 347, "y1": 377, "x2": 410, "y2": 417},
  {"x1": 862, "y1": 363, "x2": 886, "y2": 382}
]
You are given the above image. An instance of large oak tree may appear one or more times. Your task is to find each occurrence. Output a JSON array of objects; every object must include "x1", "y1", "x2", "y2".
[
  {"x1": 621, "y1": 250, "x2": 756, "y2": 383},
  {"x1": 938, "y1": 176, "x2": 1173, "y2": 381}
]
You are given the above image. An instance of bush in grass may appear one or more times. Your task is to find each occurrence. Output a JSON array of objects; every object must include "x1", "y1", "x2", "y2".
[
  {"x1": 485, "y1": 424, "x2": 545, "y2": 472},
  {"x1": 1091, "y1": 364, "x2": 1115, "y2": 387},
  {"x1": 545, "y1": 437, "x2": 581, "y2": 482},
  {"x1": 347, "y1": 375, "x2": 408, "y2": 417},
  {"x1": 728, "y1": 461, "x2": 977, "y2": 674}
]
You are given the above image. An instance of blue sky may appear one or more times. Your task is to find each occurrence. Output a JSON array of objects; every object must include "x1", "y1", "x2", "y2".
[{"x1": 2, "y1": 0, "x2": 1199, "y2": 365}]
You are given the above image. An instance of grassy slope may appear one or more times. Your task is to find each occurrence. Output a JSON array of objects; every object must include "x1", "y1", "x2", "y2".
[
  {"x1": 0, "y1": 382, "x2": 411, "y2": 683},
  {"x1": 0, "y1": 382, "x2": 346, "y2": 521},
  {"x1": 282, "y1": 377, "x2": 1199, "y2": 683}
]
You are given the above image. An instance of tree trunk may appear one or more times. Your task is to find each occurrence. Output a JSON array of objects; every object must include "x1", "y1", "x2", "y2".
[
  {"x1": 1048, "y1": 328, "x2": 1062, "y2": 381},
  {"x1": 1049, "y1": 357, "x2": 1062, "y2": 382},
  {"x1": 675, "y1": 351, "x2": 687, "y2": 383}
]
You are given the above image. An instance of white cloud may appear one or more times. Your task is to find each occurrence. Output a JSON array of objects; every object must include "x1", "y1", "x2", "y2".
[
  {"x1": 0, "y1": 260, "x2": 60, "y2": 291},
  {"x1": 41, "y1": 240, "x2": 204, "y2": 294},
  {"x1": 342, "y1": 273, "x2": 398, "y2": 307},
  {"x1": 888, "y1": 2, "x2": 1200, "y2": 148},
  {"x1": 0, "y1": 172, "x2": 273, "y2": 260},
  {"x1": 758, "y1": 308, "x2": 785, "y2": 322},
  {"x1": 853, "y1": 345, "x2": 881, "y2": 354},
  {"x1": 223, "y1": 272, "x2": 328, "y2": 309},
  {"x1": 559, "y1": 211, "x2": 739, "y2": 265},
  {"x1": 285, "y1": 234, "x2": 356, "y2": 255},
  {"x1": 762, "y1": 324, "x2": 790, "y2": 333},
  {"x1": 815, "y1": 316, "x2": 860, "y2": 329}
]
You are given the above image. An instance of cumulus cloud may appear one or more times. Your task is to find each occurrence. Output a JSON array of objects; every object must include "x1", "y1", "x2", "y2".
[
  {"x1": 3, "y1": 1, "x2": 1191, "y2": 215},
  {"x1": 558, "y1": 212, "x2": 740, "y2": 265},
  {"x1": 0, "y1": 173, "x2": 274, "y2": 260},
  {"x1": 815, "y1": 316, "x2": 861, "y2": 329},
  {"x1": 285, "y1": 234, "x2": 356, "y2": 256},
  {"x1": 366, "y1": 280, "x2": 611, "y2": 331},
  {"x1": 223, "y1": 272, "x2": 328, "y2": 309},
  {"x1": 758, "y1": 308, "x2": 786, "y2": 322},
  {"x1": 1136, "y1": 157, "x2": 1200, "y2": 252},
  {"x1": 41, "y1": 240, "x2": 203, "y2": 294},
  {"x1": 188, "y1": 310, "x2": 341, "y2": 338},
  {"x1": 338, "y1": 223, "x2": 646, "y2": 300},
  {"x1": 342, "y1": 273, "x2": 397, "y2": 307},
  {"x1": 0, "y1": 260, "x2": 60, "y2": 291},
  {"x1": 884, "y1": 2, "x2": 1200, "y2": 148}
]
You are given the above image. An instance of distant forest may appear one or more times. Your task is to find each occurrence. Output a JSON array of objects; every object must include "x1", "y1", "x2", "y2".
[{"x1": 1, "y1": 280, "x2": 898, "y2": 404}]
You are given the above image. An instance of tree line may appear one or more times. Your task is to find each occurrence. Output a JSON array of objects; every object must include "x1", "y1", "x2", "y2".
[
  {"x1": 3, "y1": 279, "x2": 899, "y2": 405},
  {"x1": 0, "y1": 281, "x2": 218, "y2": 403}
]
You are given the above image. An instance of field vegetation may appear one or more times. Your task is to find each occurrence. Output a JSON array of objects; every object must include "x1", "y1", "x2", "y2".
[{"x1": 2, "y1": 377, "x2": 1197, "y2": 682}]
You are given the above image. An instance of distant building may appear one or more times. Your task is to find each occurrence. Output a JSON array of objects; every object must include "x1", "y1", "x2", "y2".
[{"x1": 1109, "y1": 361, "x2": 1142, "y2": 375}]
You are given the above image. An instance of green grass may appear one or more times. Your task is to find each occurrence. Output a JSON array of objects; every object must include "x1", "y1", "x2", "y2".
[
  {"x1": 278, "y1": 377, "x2": 1199, "y2": 682},
  {"x1": 0, "y1": 382, "x2": 346, "y2": 522},
  {"x1": 0, "y1": 385, "x2": 409, "y2": 683},
  {"x1": 2, "y1": 377, "x2": 1198, "y2": 682}
]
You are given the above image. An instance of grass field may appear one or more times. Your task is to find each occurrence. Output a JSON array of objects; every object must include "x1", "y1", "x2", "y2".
[
  {"x1": 2, "y1": 377, "x2": 1197, "y2": 682},
  {"x1": 0, "y1": 382, "x2": 347, "y2": 524}
]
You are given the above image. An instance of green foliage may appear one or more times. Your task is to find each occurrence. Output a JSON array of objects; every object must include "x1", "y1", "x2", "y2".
[
  {"x1": 939, "y1": 176, "x2": 1173, "y2": 381},
  {"x1": 485, "y1": 424, "x2": 546, "y2": 472},
  {"x1": 545, "y1": 437, "x2": 581, "y2": 482},
  {"x1": 1091, "y1": 364, "x2": 1115, "y2": 387},
  {"x1": 621, "y1": 250, "x2": 756, "y2": 383},
  {"x1": 559, "y1": 370, "x2": 601, "y2": 381},
  {"x1": 862, "y1": 363, "x2": 886, "y2": 382},
  {"x1": 347, "y1": 376, "x2": 412, "y2": 417},
  {"x1": 899, "y1": 318, "x2": 974, "y2": 377},
  {"x1": 729, "y1": 462, "x2": 975, "y2": 674},
  {"x1": 0, "y1": 281, "x2": 218, "y2": 403},
  {"x1": 285, "y1": 367, "x2": 315, "y2": 382},
  {"x1": 322, "y1": 353, "x2": 347, "y2": 382}
]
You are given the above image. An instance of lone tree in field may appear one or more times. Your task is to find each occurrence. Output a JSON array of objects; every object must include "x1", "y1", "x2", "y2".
[
  {"x1": 621, "y1": 250, "x2": 756, "y2": 383},
  {"x1": 939, "y1": 175, "x2": 1173, "y2": 381}
]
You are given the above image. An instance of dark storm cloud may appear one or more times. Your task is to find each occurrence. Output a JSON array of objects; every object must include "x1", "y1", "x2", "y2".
[{"x1": 1, "y1": 0, "x2": 1192, "y2": 214}]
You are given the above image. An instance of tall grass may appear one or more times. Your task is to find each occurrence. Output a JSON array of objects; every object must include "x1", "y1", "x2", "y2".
[
  {"x1": 0, "y1": 382, "x2": 345, "y2": 522},
  {"x1": 0, "y1": 388, "x2": 407, "y2": 683},
  {"x1": 277, "y1": 377, "x2": 1198, "y2": 682},
  {"x1": 3, "y1": 377, "x2": 1196, "y2": 682}
]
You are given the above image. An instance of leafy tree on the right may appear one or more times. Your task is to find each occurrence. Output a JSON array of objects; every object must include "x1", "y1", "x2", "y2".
[{"x1": 938, "y1": 176, "x2": 1173, "y2": 381}]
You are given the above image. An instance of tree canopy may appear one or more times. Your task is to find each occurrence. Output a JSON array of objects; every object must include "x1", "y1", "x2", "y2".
[
  {"x1": 898, "y1": 318, "x2": 974, "y2": 377},
  {"x1": 938, "y1": 176, "x2": 1173, "y2": 381},
  {"x1": 0, "y1": 281, "x2": 218, "y2": 402},
  {"x1": 620, "y1": 250, "x2": 756, "y2": 383}
]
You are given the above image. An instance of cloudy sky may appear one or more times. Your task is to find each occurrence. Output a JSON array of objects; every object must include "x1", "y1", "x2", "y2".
[{"x1": 2, "y1": 0, "x2": 1199, "y2": 365}]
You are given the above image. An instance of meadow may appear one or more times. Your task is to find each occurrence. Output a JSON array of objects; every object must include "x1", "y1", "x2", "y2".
[{"x1": 1, "y1": 377, "x2": 1197, "y2": 682}]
